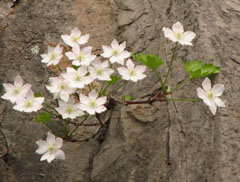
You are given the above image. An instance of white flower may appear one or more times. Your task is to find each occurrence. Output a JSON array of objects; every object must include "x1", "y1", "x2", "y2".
[
  {"x1": 55, "y1": 96, "x2": 84, "y2": 119},
  {"x1": 117, "y1": 59, "x2": 146, "y2": 82},
  {"x1": 61, "y1": 66, "x2": 94, "y2": 89},
  {"x1": 101, "y1": 39, "x2": 131, "y2": 65},
  {"x1": 65, "y1": 45, "x2": 96, "y2": 66},
  {"x1": 1, "y1": 75, "x2": 31, "y2": 104},
  {"x1": 13, "y1": 89, "x2": 44, "y2": 112},
  {"x1": 46, "y1": 76, "x2": 76, "y2": 102},
  {"x1": 197, "y1": 77, "x2": 225, "y2": 115},
  {"x1": 78, "y1": 90, "x2": 107, "y2": 115},
  {"x1": 88, "y1": 59, "x2": 114, "y2": 81},
  {"x1": 61, "y1": 28, "x2": 89, "y2": 47},
  {"x1": 36, "y1": 132, "x2": 65, "y2": 163},
  {"x1": 40, "y1": 44, "x2": 63, "y2": 66},
  {"x1": 162, "y1": 21, "x2": 196, "y2": 46}
]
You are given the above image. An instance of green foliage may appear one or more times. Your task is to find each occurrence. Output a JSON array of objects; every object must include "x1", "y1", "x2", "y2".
[
  {"x1": 124, "y1": 94, "x2": 134, "y2": 101},
  {"x1": 184, "y1": 60, "x2": 220, "y2": 78},
  {"x1": 132, "y1": 53, "x2": 163, "y2": 71},
  {"x1": 107, "y1": 75, "x2": 121, "y2": 85},
  {"x1": 72, "y1": 65, "x2": 80, "y2": 70},
  {"x1": 35, "y1": 112, "x2": 51, "y2": 123},
  {"x1": 34, "y1": 93, "x2": 43, "y2": 97}
]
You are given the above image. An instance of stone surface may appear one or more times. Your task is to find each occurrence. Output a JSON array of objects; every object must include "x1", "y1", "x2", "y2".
[{"x1": 0, "y1": 0, "x2": 240, "y2": 182}]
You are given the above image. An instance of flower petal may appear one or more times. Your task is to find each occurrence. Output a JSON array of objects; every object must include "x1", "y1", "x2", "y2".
[
  {"x1": 172, "y1": 21, "x2": 184, "y2": 33},
  {"x1": 202, "y1": 77, "x2": 211, "y2": 91},
  {"x1": 212, "y1": 84, "x2": 224, "y2": 97},
  {"x1": 162, "y1": 27, "x2": 177, "y2": 42},
  {"x1": 214, "y1": 98, "x2": 225, "y2": 107}
]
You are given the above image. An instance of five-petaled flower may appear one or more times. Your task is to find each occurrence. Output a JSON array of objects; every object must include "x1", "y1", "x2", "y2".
[
  {"x1": 117, "y1": 59, "x2": 146, "y2": 82},
  {"x1": 55, "y1": 96, "x2": 84, "y2": 119},
  {"x1": 1, "y1": 75, "x2": 32, "y2": 104},
  {"x1": 162, "y1": 21, "x2": 196, "y2": 46},
  {"x1": 65, "y1": 45, "x2": 96, "y2": 66},
  {"x1": 61, "y1": 66, "x2": 94, "y2": 89},
  {"x1": 88, "y1": 59, "x2": 114, "y2": 81},
  {"x1": 197, "y1": 77, "x2": 225, "y2": 115},
  {"x1": 61, "y1": 27, "x2": 89, "y2": 47},
  {"x1": 78, "y1": 90, "x2": 107, "y2": 115},
  {"x1": 101, "y1": 39, "x2": 131, "y2": 65},
  {"x1": 40, "y1": 44, "x2": 63, "y2": 66},
  {"x1": 46, "y1": 76, "x2": 76, "y2": 102},
  {"x1": 13, "y1": 89, "x2": 44, "y2": 112},
  {"x1": 36, "y1": 132, "x2": 65, "y2": 163}
]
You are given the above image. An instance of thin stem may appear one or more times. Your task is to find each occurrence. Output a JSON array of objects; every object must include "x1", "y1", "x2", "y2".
[
  {"x1": 167, "y1": 77, "x2": 192, "y2": 94},
  {"x1": 57, "y1": 65, "x2": 62, "y2": 72},
  {"x1": 69, "y1": 115, "x2": 89, "y2": 137},
  {"x1": 166, "y1": 97, "x2": 201, "y2": 102},
  {"x1": 153, "y1": 69, "x2": 163, "y2": 85},
  {"x1": 99, "y1": 81, "x2": 106, "y2": 96},
  {"x1": 163, "y1": 42, "x2": 178, "y2": 87},
  {"x1": 109, "y1": 81, "x2": 127, "y2": 95},
  {"x1": 0, "y1": 128, "x2": 9, "y2": 154}
]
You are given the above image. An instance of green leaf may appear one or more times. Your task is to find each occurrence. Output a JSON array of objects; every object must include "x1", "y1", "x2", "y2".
[
  {"x1": 184, "y1": 60, "x2": 220, "y2": 78},
  {"x1": 132, "y1": 53, "x2": 163, "y2": 70},
  {"x1": 107, "y1": 75, "x2": 121, "y2": 85},
  {"x1": 72, "y1": 65, "x2": 80, "y2": 70},
  {"x1": 35, "y1": 112, "x2": 51, "y2": 123},
  {"x1": 124, "y1": 94, "x2": 134, "y2": 101},
  {"x1": 34, "y1": 93, "x2": 43, "y2": 97}
]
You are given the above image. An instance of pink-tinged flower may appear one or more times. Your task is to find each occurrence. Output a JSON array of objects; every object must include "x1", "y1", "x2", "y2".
[
  {"x1": 61, "y1": 66, "x2": 94, "y2": 89},
  {"x1": 61, "y1": 28, "x2": 89, "y2": 47},
  {"x1": 1, "y1": 75, "x2": 31, "y2": 104},
  {"x1": 36, "y1": 132, "x2": 65, "y2": 163},
  {"x1": 55, "y1": 96, "x2": 84, "y2": 119},
  {"x1": 197, "y1": 77, "x2": 225, "y2": 115},
  {"x1": 101, "y1": 39, "x2": 131, "y2": 65},
  {"x1": 162, "y1": 21, "x2": 196, "y2": 46},
  {"x1": 40, "y1": 45, "x2": 63, "y2": 66},
  {"x1": 117, "y1": 59, "x2": 146, "y2": 82},
  {"x1": 46, "y1": 76, "x2": 76, "y2": 102},
  {"x1": 65, "y1": 45, "x2": 96, "y2": 66},
  {"x1": 88, "y1": 59, "x2": 114, "y2": 81},
  {"x1": 13, "y1": 89, "x2": 44, "y2": 112},
  {"x1": 78, "y1": 90, "x2": 107, "y2": 115}
]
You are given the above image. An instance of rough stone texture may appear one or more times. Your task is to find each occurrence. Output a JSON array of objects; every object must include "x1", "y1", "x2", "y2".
[
  {"x1": 0, "y1": 0, "x2": 116, "y2": 181},
  {"x1": 1, "y1": 0, "x2": 240, "y2": 182}
]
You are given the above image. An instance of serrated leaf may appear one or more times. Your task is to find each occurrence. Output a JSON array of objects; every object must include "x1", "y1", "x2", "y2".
[
  {"x1": 184, "y1": 60, "x2": 220, "y2": 78},
  {"x1": 35, "y1": 112, "x2": 51, "y2": 123},
  {"x1": 132, "y1": 53, "x2": 163, "y2": 70},
  {"x1": 107, "y1": 75, "x2": 121, "y2": 85},
  {"x1": 34, "y1": 93, "x2": 43, "y2": 97},
  {"x1": 124, "y1": 94, "x2": 134, "y2": 101}
]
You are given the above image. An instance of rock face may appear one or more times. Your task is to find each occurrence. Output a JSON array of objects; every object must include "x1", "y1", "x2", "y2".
[{"x1": 1, "y1": 0, "x2": 240, "y2": 182}]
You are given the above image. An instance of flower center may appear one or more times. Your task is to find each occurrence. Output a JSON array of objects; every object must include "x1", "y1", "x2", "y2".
[
  {"x1": 97, "y1": 69, "x2": 103, "y2": 75},
  {"x1": 67, "y1": 107, "x2": 73, "y2": 114},
  {"x1": 48, "y1": 145, "x2": 55, "y2": 152},
  {"x1": 26, "y1": 99, "x2": 33, "y2": 108},
  {"x1": 207, "y1": 91, "x2": 214, "y2": 99},
  {"x1": 72, "y1": 36, "x2": 79, "y2": 43},
  {"x1": 13, "y1": 87, "x2": 21, "y2": 95},
  {"x1": 75, "y1": 75, "x2": 82, "y2": 81},
  {"x1": 175, "y1": 33, "x2": 183, "y2": 40},
  {"x1": 129, "y1": 69, "x2": 136, "y2": 76},
  {"x1": 50, "y1": 53, "x2": 57, "y2": 60},
  {"x1": 59, "y1": 84, "x2": 65, "y2": 90},
  {"x1": 77, "y1": 54, "x2": 84, "y2": 61},
  {"x1": 89, "y1": 100, "x2": 96, "y2": 108},
  {"x1": 113, "y1": 50, "x2": 119, "y2": 56}
]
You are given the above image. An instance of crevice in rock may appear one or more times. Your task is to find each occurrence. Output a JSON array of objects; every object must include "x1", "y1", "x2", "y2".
[{"x1": 165, "y1": 101, "x2": 172, "y2": 167}]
